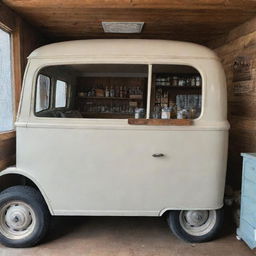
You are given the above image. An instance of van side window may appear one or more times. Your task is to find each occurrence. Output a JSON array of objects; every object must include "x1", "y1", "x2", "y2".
[
  {"x1": 55, "y1": 80, "x2": 67, "y2": 108},
  {"x1": 35, "y1": 64, "x2": 148, "y2": 119},
  {"x1": 35, "y1": 74, "x2": 51, "y2": 112}
]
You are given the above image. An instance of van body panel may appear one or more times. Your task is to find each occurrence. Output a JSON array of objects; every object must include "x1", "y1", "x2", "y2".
[
  {"x1": 15, "y1": 126, "x2": 228, "y2": 215},
  {"x1": 10, "y1": 39, "x2": 229, "y2": 216}
]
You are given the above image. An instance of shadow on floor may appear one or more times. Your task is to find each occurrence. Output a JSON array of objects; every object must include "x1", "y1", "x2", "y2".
[{"x1": 43, "y1": 206, "x2": 236, "y2": 244}]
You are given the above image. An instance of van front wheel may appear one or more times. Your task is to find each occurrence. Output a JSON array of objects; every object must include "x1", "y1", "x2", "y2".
[
  {"x1": 0, "y1": 186, "x2": 50, "y2": 248},
  {"x1": 167, "y1": 209, "x2": 224, "y2": 243}
]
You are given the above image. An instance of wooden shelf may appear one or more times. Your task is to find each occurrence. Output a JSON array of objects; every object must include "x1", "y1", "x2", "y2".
[
  {"x1": 128, "y1": 118, "x2": 193, "y2": 126},
  {"x1": 155, "y1": 85, "x2": 201, "y2": 89},
  {"x1": 82, "y1": 112, "x2": 133, "y2": 119},
  {"x1": 78, "y1": 96, "x2": 143, "y2": 100}
]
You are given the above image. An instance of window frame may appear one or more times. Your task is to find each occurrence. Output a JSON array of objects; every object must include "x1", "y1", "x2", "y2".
[
  {"x1": 31, "y1": 62, "x2": 204, "y2": 123},
  {"x1": 54, "y1": 79, "x2": 68, "y2": 109},
  {"x1": 34, "y1": 74, "x2": 52, "y2": 114},
  {"x1": 0, "y1": 25, "x2": 15, "y2": 133},
  {"x1": 149, "y1": 64, "x2": 203, "y2": 121}
]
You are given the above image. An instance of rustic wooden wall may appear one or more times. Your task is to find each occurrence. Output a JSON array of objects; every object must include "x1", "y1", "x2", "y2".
[
  {"x1": 3, "y1": 0, "x2": 256, "y2": 44},
  {"x1": 0, "y1": 2, "x2": 49, "y2": 171},
  {"x1": 208, "y1": 17, "x2": 256, "y2": 189}
]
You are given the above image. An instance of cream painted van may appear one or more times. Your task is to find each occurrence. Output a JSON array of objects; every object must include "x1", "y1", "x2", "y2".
[{"x1": 0, "y1": 40, "x2": 229, "y2": 247}]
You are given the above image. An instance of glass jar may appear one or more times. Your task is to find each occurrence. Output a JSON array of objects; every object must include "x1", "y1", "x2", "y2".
[
  {"x1": 172, "y1": 76, "x2": 178, "y2": 87},
  {"x1": 134, "y1": 108, "x2": 145, "y2": 119},
  {"x1": 161, "y1": 107, "x2": 171, "y2": 119},
  {"x1": 191, "y1": 77, "x2": 196, "y2": 87},
  {"x1": 189, "y1": 108, "x2": 197, "y2": 119},
  {"x1": 177, "y1": 109, "x2": 188, "y2": 119},
  {"x1": 178, "y1": 78, "x2": 183, "y2": 87},
  {"x1": 177, "y1": 109, "x2": 183, "y2": 119},
  {"x1": 196, "y1": 76, "x2": 201, "y2": 87}
]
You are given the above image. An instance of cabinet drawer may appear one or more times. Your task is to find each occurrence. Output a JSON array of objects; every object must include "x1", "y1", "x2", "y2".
[
  {"x1": 241, "y1": 196, "x2": 256, "y2": 227},
  {"x1": 238, "y1": 219, "x2": 256, "y2": 249},
  {"x1": 243, "y1": 178, "x2": 256, "y2": 200},
  {"x1": 244, "y1": 159, "x2": 256, "y2": 182}
]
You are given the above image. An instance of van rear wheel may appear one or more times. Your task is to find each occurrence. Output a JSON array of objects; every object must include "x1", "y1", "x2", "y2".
[
  {"x1": 0, "y1": 186, "x2": 50, "y2": 248},
  {"x1": 167, "y1": 209, "x2": 224, "y2": 243}
]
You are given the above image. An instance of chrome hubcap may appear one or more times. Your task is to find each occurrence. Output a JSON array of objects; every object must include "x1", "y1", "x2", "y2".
[
  {"x1": 183, "y1": 210, "x2": 209, "y2": 227},
  {"x1": 179, "y1": 210, "x2": 217, "y2": 236},
  {"x1": 0, "y1": 201, "x2": 36, "y2": 239},
  {"x1": 5, "y1": 204, "x2": 32, "y2": 231}
]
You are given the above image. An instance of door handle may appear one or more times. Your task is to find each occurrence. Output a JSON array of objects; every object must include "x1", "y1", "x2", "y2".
[{"x1": 152, "y1": 153, "x2": 165, "y2": 158}]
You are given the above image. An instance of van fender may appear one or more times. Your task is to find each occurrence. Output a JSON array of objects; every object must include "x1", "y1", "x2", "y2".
[{"x1": 0, "y1": 167, "x2": 54, "y2": 215}]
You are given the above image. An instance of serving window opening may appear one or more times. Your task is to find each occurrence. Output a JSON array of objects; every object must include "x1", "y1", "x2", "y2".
[
  {"x1": 34, "y1": 64, "x2": 202, "y2": 122},
  {"x1": 150, "y1": 65, "x2": 202, "y2": 120}
]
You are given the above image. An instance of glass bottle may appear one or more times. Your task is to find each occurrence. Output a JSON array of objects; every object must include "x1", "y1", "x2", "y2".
[
  {"x1": 120, "y1": 86, "x2": 123, "y2": 98},
  {"x1": 172, "y1": 76, "x2": 178, "y2": 87},
  {"x1": 92, "y1": 88, "x2": 96, "y2": 97},
  {"x1": 196, "y1": 76, "x2": 201, "y2": 87},
  {"x1": 161, "y1": 107, "x2": 171, "y2": 119},
  {"x1": 186, "y1": 78, "x2": 191, "y2": 87},
  {"x1": 191, "y1": 77, "x2": 196, "y2": 87},
  {"x1": 115, "y1": 86, "x2": 120, "y2": 98},
  {"x1": 125, "y1": 86, "x2": 129, "y2": 98},
  {"x1": 105, "y1": 86, "x2": 110, "y2": 97},
  {"x1": 110, "y1": 86, "x2": 115, "y2": 97}
]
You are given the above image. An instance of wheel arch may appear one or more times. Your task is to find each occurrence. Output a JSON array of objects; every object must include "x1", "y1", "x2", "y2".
[
  {"x1": 0, "y1": 167, "x2": 54, "y2": 215},
  {"x1": 159, "y1": 205, "x2": 224, "y2": 216}
]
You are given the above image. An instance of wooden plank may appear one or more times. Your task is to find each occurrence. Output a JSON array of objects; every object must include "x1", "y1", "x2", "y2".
[
  {"x1": 0, "y1": 131, "x2": 16, "y2": 141},
  {"x1": 3, "y1": 0, "x2": 256, "y2": 10},
  {"x1": 128, "y1": 118, "x2": 193, "y2": 126},
  {"x1": 0, "y1": 155, "x2": 16, "y2": 170},
  {"x1": 3, "y1": 0, "x2": 256, "y2": 43},
  {"x1": 230, "y1": 117, "x2": 256, "y2": 132},
  {"x1": 12, "y1": 17, "x2": 22, "y2": 112},
  {"x1": 0, "y1": 137, "x2": 16, "y2": 161},
  {"x1": 82, "y1": 113, "x2": 132, "y2": 119},
  {"x1": 0, "y1": 135, "x2": 16, "y2": 170}
]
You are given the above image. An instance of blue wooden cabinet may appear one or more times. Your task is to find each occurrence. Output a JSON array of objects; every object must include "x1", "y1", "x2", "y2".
[{"x1": 237, "y1": 153, "x2": 256, "y2": 249}]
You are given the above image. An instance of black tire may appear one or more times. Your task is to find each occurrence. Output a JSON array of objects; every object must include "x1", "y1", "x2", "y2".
[
  {"x1": 0, "y1": 185, "x2": 50, "y2": 248},
  {"x1": 167, "y1": 208, "x2": 224, "y2": 243}
]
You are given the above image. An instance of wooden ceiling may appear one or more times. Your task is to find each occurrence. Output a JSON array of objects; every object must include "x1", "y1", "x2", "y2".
[{"x1": 3, "y1": 0, "x2": 256, "y2": 44}]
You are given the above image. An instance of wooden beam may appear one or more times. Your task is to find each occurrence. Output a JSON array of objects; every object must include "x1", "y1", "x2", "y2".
[
  {"x1": 3, "y1": 0, "x2": 256, "y2": 10},
  {"x1": 12, "y1": 17, "x2": 23, "y2": 112}
]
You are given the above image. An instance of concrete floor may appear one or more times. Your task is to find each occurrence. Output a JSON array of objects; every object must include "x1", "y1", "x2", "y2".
[{"x1": 0, "y1": 216, "x2": 255, "y2": 256}]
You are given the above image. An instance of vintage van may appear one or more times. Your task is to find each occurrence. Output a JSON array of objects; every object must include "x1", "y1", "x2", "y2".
[{"x1": 0, "y1": 39, "x2": 229, "y2": 247}]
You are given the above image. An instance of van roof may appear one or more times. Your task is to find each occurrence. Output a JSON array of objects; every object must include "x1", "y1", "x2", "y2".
[{"x1": 28, "y1": 39, "x2": 218, "y2": 60}]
